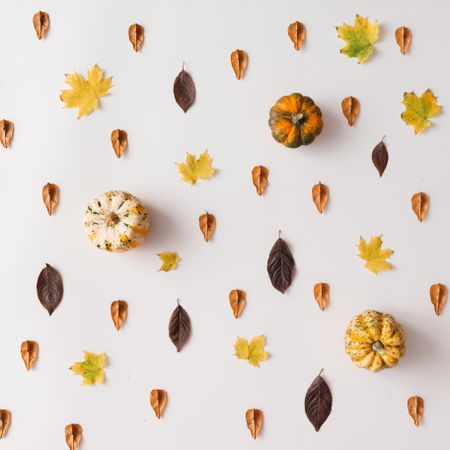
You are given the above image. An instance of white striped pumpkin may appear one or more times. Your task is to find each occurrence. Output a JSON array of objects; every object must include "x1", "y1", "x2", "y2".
[{"x1": 84, "y1": 191, "x2": 150, "y2": 252}]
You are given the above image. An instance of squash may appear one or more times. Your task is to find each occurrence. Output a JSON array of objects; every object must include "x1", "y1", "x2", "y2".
[
  {"x1": 269, "y1": 93, "x2": 323, "y2": 148},
  {"x1": 344, "y1": 310, "x2": 405, "y2": 372},
  {"x1": 84, "y1": 191, "x2": 150, "y2": 252}
]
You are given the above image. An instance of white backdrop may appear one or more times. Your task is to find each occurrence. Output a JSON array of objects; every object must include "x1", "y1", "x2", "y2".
[{"x1": 0, "y1": 0, "x2": 449, "y2": 449}]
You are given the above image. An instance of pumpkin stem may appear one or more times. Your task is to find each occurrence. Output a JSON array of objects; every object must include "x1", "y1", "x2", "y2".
[
  {"x1": 106, "y1": 212, "x2": 120, "y2": 226},
  {"x1": 291, "y1": 112, "x2": 304, "y2": 125},
  {"x1": 371, "y1": 340, "x2": 385, "y2": 354}
]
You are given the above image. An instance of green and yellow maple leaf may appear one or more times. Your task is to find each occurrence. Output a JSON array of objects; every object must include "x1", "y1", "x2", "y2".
[
  {"x1": 60, "y1": 65, "x2": 112, "y2": 118},
  {"x1": 336, "y1": 15, "x2": 379, "y2": 63},
  {"x1": 176, "y1": 151, "x2": 215, "y2": 184},
  {"x1": 401, "y1": 89, "x2": 441, "y2": 134},
  {"x1": 70, "y1": 351, "x2": 106, "y2": 385},
  {"x1": 357, "y1": 235, "x2": 393, "y2": 275},
  {"x1": 157, "y1": 252, "x2": 180, "y2": 271},
  {"x1": 234, "y1": 335, "x2": 269, "y2": 367}
]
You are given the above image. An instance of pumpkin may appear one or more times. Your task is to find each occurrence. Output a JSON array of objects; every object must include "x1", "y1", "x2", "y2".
[
  {"x1": 84, "y1": 190, "x2": 150, "y2": 252},
  {"x1": 344, "y1": 310, "x2": 405, "y2": 372},
  {"x1": 268, "y1": 93, "x2": 323, "y2": 148}
]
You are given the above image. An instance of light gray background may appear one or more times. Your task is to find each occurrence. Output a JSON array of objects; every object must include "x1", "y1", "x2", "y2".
[{"x1": 0, "y1": 0, "x2": 448, "y2": 449}]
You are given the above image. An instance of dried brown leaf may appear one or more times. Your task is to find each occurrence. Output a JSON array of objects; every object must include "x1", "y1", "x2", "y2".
[
  {"x1": 111, "y1": 300, "x2": 128, "y2": 331},
  {"x1": 305, "y1": 369, "x2": 332, "y2": 431},
  {"x1": 36, "y1": 263, "x2": 63, "y2": 315},
  {"x1": 168, "y1": 300, "x2": 191, "y2": 352},
  {"x1": 288, "y1": 21, "x2": 306, "y2": 51},
  {"x1": 0, "y1": 410, "x2": 11, "y2": 439},
  {"x1": 33, "y1": 11, "x2": 50, "y2": 40},
  {"x1": 267, "y1": 233, "x2": 295, "y2": 294},
  {"x1": 42, "y1": 183, "x2": 60, "y2": 216},
  {"x1": 314, "y1": 283, "x2": 329, "y2": 311},
  {"x1": 150, "y1": 389, "x2": 167, "y2": 418},
  {"x1": 341, "y1": 96, "x2": 360, "y2": 126},
  {"x1": 408, "y1": 396, "x2": 424, "y2": 426},
  {"x1": 372, "y1": 137, "x2": 388, "y2": 177},
  {"x1": 128, "y1": 23, "x2": 144, "y2": 52},
  {"x1": 395, "y1": 26, "x2": 412, "y2": 55},
  {"x1": 230, "y1": 49, "x2": 248, "y2": 80},
  {"x1": 0, "y1": 120, "x2": 14, "y2": 149},
  {"x1": 65, "y1": 424, "x2": 82, "y2": 450},
  {"x1": 229, "y1": 289, "x2": 246, "y2": 318},
  {"x1": 199, "y1": 212, "x2": 216, "y2": 242},
  {"x1": 21, "y1": 340, "x2": 39, "y2": 371},
  {"x1": 173, "y1": 65, "x2": 196, "y2": 113},
  {"x1": 111, "y1": 129, "x2": 128, "y2": 158},
  {"x1": 246, "y1": 408, "x2": 263, "y2": 439},
  {"x1": 411, "y1": 192, "x2": 429, "y2": 222},
  {"x1": 430, "y1": 283, "x2": 447, "y2": 316},
  {"x1": 312, "y1": 182, "x2": 329, "y2": 213},
  {"x1": 252, "y1": 165, "x2": 269, "y2": 196}
]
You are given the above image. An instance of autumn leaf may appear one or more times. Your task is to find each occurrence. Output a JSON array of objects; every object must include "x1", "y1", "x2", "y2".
[
  {"x1": 110, "y1": 300, "x2": 128, "y2": 330},
  {"x1": 336, "y1": 15, "x2": 379, "y2": 63},
  {"x1": 234, "y1": 335, "x2": 269, "y2": 367},
  {"x1": 176, "y1": 151, "x2": 215, "y2": 184},
  {"x1": 430, "y1": 283, "x2": 447, "y2": 316},
  {"x1": 111, "y1": 129, "x2": 128, "y2": 158},
  {"x1": 357, "y1": 235, "x2": 393, "y2": 275},
  {"x1": 70, "y1": 351, "x2": 106, "y2": 385},
  {"x1": 246, "y1": 409, "x2": 263, "y2": 439},
  {"x1": 150, "y1": 389, "x2": 167, "y2": 418},
  {"x1": 312, "y1": 182, "x2": 329, "y2": 213},
  {"x1": 128, "y1": 23, "x2": 144, "y2": 52},
  {"x1": 199, "y1": 212, "x2": 216, "y2": 242},
  {"x1": 411, "y1": 192, "x2": 429, "y2": 222},
  {"x1": 60, "y1": 65, "x2": 112, "y2": 118},
  {"x1": 314, "y1": 283, "x2": 330, "y2": 311},
  {"x1": 407, "y1": 396, "x2": 424, "y2": 427},
  {"x1": 229, "y1": 289, "x2": 246, "y2": 318},
  {"x1": 251, "y1": 165, "x2": 269, "y2": 195},
  {"x1": 341, "y1": 96, "x2": 360, "y2": 126},
  {"x1": 401, "y1": 90, "x2": 441, "y2": 134},
  {"x1": 21, "y1": 340, "x2": 39, "y2": 371},
  {"x1": 158, "y1": 252, "x2": 180, "y2": 272},
  {"x1": 0, "y1": 410, "x2": 11, "y2": 439},
  {"x1": 288, "y1": 21, "x2": 306, "y2": 51},
  {"x1": 33, "y1": 11, "x2": 50, "y2": 40},
  {"x1": 65, "y1": 424, "x2": 82, "y2": 450},
  {"x1": 0, "y1": 119, "x2": 14, "y2": 149},
  {"x1": 395, "y1": 27, "x2": 412, "y2": 55},
  {"x1": 230, "y1": 49, "x2": 248, "y2": 80},
  {"x1": 42, "y1": 183, "x2": 60, "y2": 215}
]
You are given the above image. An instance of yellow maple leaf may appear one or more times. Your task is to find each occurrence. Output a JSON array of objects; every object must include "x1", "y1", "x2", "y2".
[
  {"x1": 60, "y1": 65, "x2": 112, "y2": 118},
  {"x1": 69, "y1": 351, "x2": 106, "y2": 385},
  {"x1": 176, "y1": 151, "x2": 215, "y2": 184},
  {"x1": 336, "y1": 15, "x2": 379, "y2": 64},
  {"x1": 357, "y1": 235, "x2": 393, "y2": 275},
  {"x1": 401, "y1": 89, "x2": 441, "y2": 134},
  {"x1": 158, "y1": 252, "x2": 180, "y2": 271},
  {"x1": 234, "y1": 335, "x2": 269, "y2": 367}
]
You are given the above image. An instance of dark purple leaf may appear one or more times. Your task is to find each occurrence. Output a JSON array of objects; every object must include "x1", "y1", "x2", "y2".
[
  {"x1": 36, "y1": 263, "x2": 63, "y2": 315},
  {"x1": 173, "y1": 66, "x2": 196, "y2": 113},
  {"x1": 372, "y1": 137, "x2": 388, "y2": 177},
  {"x1": 168, "y1": 300, "x2": 191, "y2": 351},
  {"x1": 305, "y1": 370, "x2": 332, "y2": 432},
  {"x1": 267, "y1": 234, "x2": 295, "y2": 294}
]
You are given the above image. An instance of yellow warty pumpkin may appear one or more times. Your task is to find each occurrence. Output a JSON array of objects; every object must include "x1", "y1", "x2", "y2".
[
  {"x1": 344, "y1": 310, "x2": 405, "y2": 372},
  {"x1": 84, "y1": 190, "x2": 150, "y2": 252}
]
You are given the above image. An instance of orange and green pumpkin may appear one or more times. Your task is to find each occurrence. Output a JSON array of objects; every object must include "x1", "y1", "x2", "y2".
[{"x1": 269, "y1": 93, "x2": 323, "y2": 148}]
